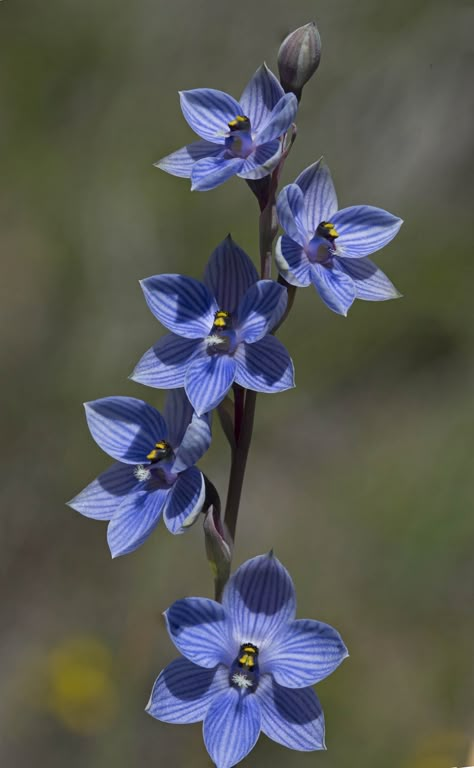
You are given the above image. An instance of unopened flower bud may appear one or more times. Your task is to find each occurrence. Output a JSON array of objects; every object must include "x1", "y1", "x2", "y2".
[
  {"x1": 203, "y1": 506, "x2": 232, "y2": 601},
  {"x1": 278, "y1": 22, "x2": 322, "y2": 100}
]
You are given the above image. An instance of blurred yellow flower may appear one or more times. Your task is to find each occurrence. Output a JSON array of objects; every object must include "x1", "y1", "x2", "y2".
[
  {"x1": 404, "y1": 729, "x2": 468, "y2": 768},
  {"x1": 46, "y1": 635, "x2": 117, "y2": 733}
]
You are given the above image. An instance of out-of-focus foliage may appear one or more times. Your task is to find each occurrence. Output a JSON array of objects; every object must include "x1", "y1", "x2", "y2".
[{"x1": 0, "y1": 1, "x2": 472, "y2": 767}]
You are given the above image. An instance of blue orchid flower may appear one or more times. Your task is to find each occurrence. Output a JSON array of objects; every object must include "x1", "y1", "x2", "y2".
[
  {"x1": 156, "y1": 64, "x2": 298, "y2": 191},
  {"x1": 147, "y1": 552, "x2": 348, "y2": 768},
  {"x1": 131, "y1": 236, "x2": 294, "y2": 416},
  {"x1": 275, "y1": 158, "x2": 403, "y2": 315},
  {"x1": 68, "y1": 389, "x2": 211, "y2": 557}
]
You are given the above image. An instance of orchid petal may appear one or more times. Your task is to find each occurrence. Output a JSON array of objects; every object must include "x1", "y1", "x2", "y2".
[
  {"x1": 295, "y1": 159, "x2": 338, "y2": 231},
  {"x1": 131, "y1": 335, "x2": 202, "y2": 389},
  {"x1": 185, "y1": 353, "x2": 236, "y2": 416},
  {"x1": 163, "y1": 467, "x2": 205, "y2": 533},
  {"x1": 239, "y1": 64, "x2": 285, "y2": 133},
  {"x1": 140, "y1": 275, "x2": 216, "y2": 338},
  {"x1": 84, "y1": 397, "x2": 168, "y2": 464},
  {"x1": 191, "y1": 155, "x2": 244, "y2": 191},
  {"x1": 164, "y1": 597, "x2": 233, "y2": 667},
  {"x1": 107, "y1": 487, "x2": 168, "y2": 557},
  {"x1": 67, "y1": 463, "x2": 139, "y2": 521},
  {"x1": 237, "y1": 280, "x2": 287, "y2": 343},
  {"x1": 179, "y1": 89, "x2": 241, "y2": 143},
  {"x1": 332, "y1": 205, "x2": 403, "y2": 258},
  {"x1": 203, "y1": 235, "x2": 258, "y2": 315},
  {"x1": 203, "y1": 688, "x2": 261, "y2": 768},
  {"x1": 234, "y1": 336, "x2": 294, "y2": 394},
  {"x1": 154, "y1": 140, "x2": 223, "y2": 178},
  {"x1": 310, "y1": 263, "x2": 356, "y2": 316},
  {"x1": 147, "y1": 659, "x2": 228, "y2": 724},
  {"x1": 223, "y1": 553, "x2": 296, "y2": 647},
  {"x1": 257, "y1": 676, "x2": 325, "y2": 751}
]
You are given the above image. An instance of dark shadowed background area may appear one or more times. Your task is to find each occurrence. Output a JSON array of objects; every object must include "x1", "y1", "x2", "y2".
[{"x1": 1, "y1": 1, "x2": 473, "y2": 766}]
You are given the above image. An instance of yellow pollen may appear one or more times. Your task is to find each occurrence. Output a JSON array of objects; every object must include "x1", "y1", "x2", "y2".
[
  {"x1": 319, "y1": 221, "x2": 339, "y2": 239},
  {"x1": 212, "y1": 310, "x2": 231, "y2": 331},
  {"x1": 238, "y1": 644, "x2": 258, "y2": 669},
  {"x1": 146, "y1": 440, "x2": 170, "y2": 461}
]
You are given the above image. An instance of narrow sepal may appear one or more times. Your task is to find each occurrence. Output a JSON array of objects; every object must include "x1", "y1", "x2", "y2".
[
  {"x1": 164, "y1": 597, "x2": 233, "y2": 667},
  {"x1": 140, "y1": 275, "x2": 216, "y2": 338},
  {"x1": 203, "y1": 688, "x2": 262, "y2": 768},
  {"x1": 84, "y1": 397, "x2": 168, "y2": 464},
  {"x1": 146, "y1": 659, "x2": 228, "y2": 724},
  {"x1": 257, "y1": 676, "x2": 326, "y2": 751}
]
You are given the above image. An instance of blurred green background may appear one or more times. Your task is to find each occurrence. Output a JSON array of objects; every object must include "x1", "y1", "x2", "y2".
[{"x1": 1, "y1": 0, "x2": 473, "y2": 766}]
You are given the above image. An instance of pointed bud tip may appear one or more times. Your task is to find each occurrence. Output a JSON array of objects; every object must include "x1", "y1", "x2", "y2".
[{"x1": 278, "y1": 22, "x2": 322, "y2": 98}]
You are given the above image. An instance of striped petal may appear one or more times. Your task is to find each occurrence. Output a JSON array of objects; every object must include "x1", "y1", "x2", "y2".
[
  {"x1": 191, "y1": 155, "x2": 244, "y2": 191},
  {"x1": 332, "y1": 205, "x2": 403, "y2": 258},
  {"x1": 140, "y1": 275, "x2": 216, "y2": 338},
  {"x1": 239, "y1": 64, "x2": 284, "y2": 133},
  {"x1": 164, "y1": 597, "x2": 233, "y2": 667},
  {"x1": 295, "y1": 159, "x2": 338, "y2": 232},
  {"x1": 163, "y1": 388, "x2": 194, "y2": 448},
  {"x1": 203, "y1": 688, "x2": 261, "y2": 768},
  {"x1": 276, "y1": 184, "x2": 307, "y2": 246},
  {"x1": 237, "y1": 280, "x2": 288, "y2": 343},
  {"x1": 203, "y1": 235, "x2": 258, "y2": 315},
  {"x1": 255, "y1": 92, "x2": 298, "y2": 144},
  {"x1": 67, "y1": 463, "x2": 139, "y2": 520},
  {"x1": 147, "y1": 659, "x2": 228, "y2": 724},
  {"x1": 154, "y1": 140, "x2": 223, "y2": 178},
  {"x1": 310, "y1": 263, "x2": 356, "y2": 316},
  {"x1": 163, "y1": 467, "x2": 205, "y2": 533},
  {"x1": 106, "y1": 487, "x2": 168, "y2": 557},
  {"x1": 185, "y1": 353, "x2": 236, "y2": 416},
  {"x1": 336, "y1": 256, "x2": 401, "y2": 301},
  {"x1": 223, "y1": 553, "x2": 296, "y2": 647},
  {"x1": 172, "y1": 406, "x2": 212, "y2": 473},
  {"x1": 238, "y1": 140, "x2": 281, "y2": 180},
  {"x1": 180, "y1": 88, "x2": 242, "y2": 143},
  {"x1": 275, "y1": 235, "x2": 311, "y2": 287},
  {"x1": 84, "y1": 397, "x2": 168, "y2": 464},
  {"x1": 257, "y1": 676, "x2": 325, "y2": 751},
  {"x1": 262, "y1": 619, "x2": 348, "y2": 688},
  {"x1": 131, "y1": 335, "x2": 202, "y2": 389},
  {"x1": 234, "y1": 336, "x2": 294, "y2": 394}
]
